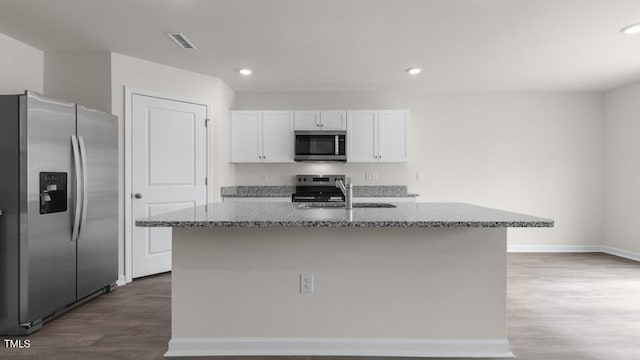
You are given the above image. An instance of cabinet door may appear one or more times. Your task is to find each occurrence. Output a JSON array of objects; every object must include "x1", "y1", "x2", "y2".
[
  {"x1": 378, "y1": 110, "x2": 408, "y2": 163},
  {"x1": 320, "y1": 110, "x2": 347, "y2": 130},
  {"x1": 262, "y1": 111, "x2": 294, "y2": 163},
  {"x1": 294, "y1": 111, "x2": 320, "y2": 130},
  {"x1": 347, "y1": 110, "x2": 378, "y2": 162},
  {"x1": 230, "y1": 111, "x2": 262, "y2": 162}
]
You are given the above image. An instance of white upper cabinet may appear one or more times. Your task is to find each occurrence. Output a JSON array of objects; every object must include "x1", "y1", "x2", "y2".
[
  {"x1": 320, "y1": 111, "x2": 347, "y2": 130},
  {"x1": 230, "y1": 111, "x2": 262, "y2": 162},
  {"x1": 232, "y1": 109, "x2": 407, "y2": 164},
  {"x1": 294, "y1": 111, "x2": 320, "y2": 130},
  {"x1": 347, "y1": 110, "x2": 378, "y2": 162},
  {"x1": 262, "y1": 111, "x2": 294, "y2": 162},
  {"x1": 294, "y1": 110, "x2": 347, "y2": 130},
  {"x1": 230, "y1": 111, "x2": 294, "y2": 163},
  {"x1": 347, "y1": 110, "x2": 408, "y2": 163},
  {"x1": 378, "y1": 110, "x2": 408, "y2": 162}
]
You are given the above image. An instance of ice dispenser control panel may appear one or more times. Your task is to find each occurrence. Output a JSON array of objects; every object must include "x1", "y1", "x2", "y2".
[{"x1": 39, "y1": 172, "x2": 68, "y2": 214}]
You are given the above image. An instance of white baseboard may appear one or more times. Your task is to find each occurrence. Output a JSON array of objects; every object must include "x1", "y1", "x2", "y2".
[
  {"x1": 165, "y1": 337, "x2": 514, "y2": 358},
  {"x1": 116, "y1": 275, "x2": 127, "y2": 287},
  {"x1": 507, "y1": 244, "x2": 601, "y2": 253},
  {"x1": 508, "y1": 244, "x2": 640, "y2": 262},
  {"x1": 600, "y1": 246, "x2": 640, "y2": 262}
]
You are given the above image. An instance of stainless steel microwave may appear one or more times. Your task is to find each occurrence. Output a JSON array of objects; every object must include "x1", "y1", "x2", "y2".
[{"x1": 294, "y1": 130, "x2": 346, "y2": 162}]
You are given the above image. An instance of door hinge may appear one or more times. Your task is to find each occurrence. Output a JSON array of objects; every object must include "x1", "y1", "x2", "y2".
[{"x1": 205, "y1": 118, "x2": 210, "y2": 127}]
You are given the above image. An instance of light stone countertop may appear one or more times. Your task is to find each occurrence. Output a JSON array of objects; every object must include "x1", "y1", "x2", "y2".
[{"x1": 135, "y1": 202, "x2": 553, "y2": 228}]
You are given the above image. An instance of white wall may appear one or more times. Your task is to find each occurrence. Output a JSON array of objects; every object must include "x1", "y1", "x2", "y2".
[
  {"x1": 234, "y1": 92, "x2": 605, "y2": 247},
  {"x1": 44, "y1": 52, "x2": 111, "y2": 112},
  {"x1": 0, "y1": 32, "x2": 43, "y2": 94},
  {"x1": 110, "y1": 53, "x2": 235, "y2": 281},
  {"x1": 604, "y1": 80, "x2": 640, "y2": 255}
]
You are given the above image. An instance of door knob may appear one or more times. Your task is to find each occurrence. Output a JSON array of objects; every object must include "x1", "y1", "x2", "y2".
[{"x1": 134, "y1": 193, "x2": 143, "y2": 199}]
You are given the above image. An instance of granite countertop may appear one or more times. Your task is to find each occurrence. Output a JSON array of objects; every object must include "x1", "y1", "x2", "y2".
[
  {"x1": 220, "y1": 185, "x2": 419, "y2": 198},
  {"x1": 135, "y1": 202, "x2": 554, "y2": 228}
]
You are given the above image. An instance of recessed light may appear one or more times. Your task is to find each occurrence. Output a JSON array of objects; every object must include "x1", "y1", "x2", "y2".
[
  {"x1": 621, "y1": 23, "x2": 640, "y2": 35},
  {"x1": 406, "y1": 67, "x2": 422, "y2": 75},
  {"x1": 239, "y1": 68, "x2": 253, "y2": 76}
]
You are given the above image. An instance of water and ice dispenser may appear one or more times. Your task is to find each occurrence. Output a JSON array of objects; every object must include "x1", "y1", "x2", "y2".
[{"x1": 39, "y1": 172, "x2": 67, "y2": 214}]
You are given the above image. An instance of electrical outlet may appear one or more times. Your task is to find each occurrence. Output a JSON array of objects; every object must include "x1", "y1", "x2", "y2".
[
  {"x1": 260, "y1": 172, "x2": 268, "y2": 183},
  {"x1": 365, "y1": 172, "x2": 373, "y2": 181},
  {"x1": 416, "y1": 171, "x2": 424, "y2": 181},
  {"x1": 371, "y1": 172, "x2": 378, "y2": 181},
  {"x1": 300, "y1": 272, "x2": 314, "y2": 294}
]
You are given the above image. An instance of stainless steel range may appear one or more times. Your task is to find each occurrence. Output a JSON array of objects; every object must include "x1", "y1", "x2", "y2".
[{"x1": 291, "y1": 175, "x2": 346, "y2": 202}]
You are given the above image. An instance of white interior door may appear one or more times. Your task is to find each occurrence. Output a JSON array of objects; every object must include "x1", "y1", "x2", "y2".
[{"x1": 131, "y1": 94, "x2": 207, "y2": 278}]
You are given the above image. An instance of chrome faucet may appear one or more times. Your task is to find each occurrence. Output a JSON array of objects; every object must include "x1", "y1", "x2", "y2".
[{"x1": 335, "y1": 177, "x2": 353, "y2": 210}]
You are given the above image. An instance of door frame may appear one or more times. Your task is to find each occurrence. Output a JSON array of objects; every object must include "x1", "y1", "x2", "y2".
[{"x1": 123, "y1": 87, "x2": 210, "y2": 284}]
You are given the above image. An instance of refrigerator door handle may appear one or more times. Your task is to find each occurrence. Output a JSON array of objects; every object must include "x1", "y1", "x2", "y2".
[
  {"x1": 78, "y1": 136, "x2": 89, "y2": 239},
  {"x1": 71, "y1": 135, "x2": 82, "y2": 242}
]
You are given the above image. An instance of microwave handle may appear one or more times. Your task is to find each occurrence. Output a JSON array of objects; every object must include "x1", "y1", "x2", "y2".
[{"x1": 335, "y1": 135, "x2": 339, "y2": 155}]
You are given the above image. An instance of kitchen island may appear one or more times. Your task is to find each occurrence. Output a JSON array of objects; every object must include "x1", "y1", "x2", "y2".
[{"x1": 136, "y1": 202, "x2": 553, "y2": 358}]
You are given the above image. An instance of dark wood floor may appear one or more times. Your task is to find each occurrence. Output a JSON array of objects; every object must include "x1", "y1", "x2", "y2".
[{"x1": 1, "y1": 253, "x2": 639, "y2": 360}]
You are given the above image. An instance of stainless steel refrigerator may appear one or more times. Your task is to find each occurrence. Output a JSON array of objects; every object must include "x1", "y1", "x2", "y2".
[{"x1": 0, "y1": 91, "x2": 118, "y2": 335}]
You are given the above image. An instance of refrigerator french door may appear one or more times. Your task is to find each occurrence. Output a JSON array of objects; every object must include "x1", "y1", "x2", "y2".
[
  {"x1": 0, "y1": 91, "x2": 118, "y2": 335},
  {"x1": 76, "y1": 105, "x2": 118, "y2": 300}
]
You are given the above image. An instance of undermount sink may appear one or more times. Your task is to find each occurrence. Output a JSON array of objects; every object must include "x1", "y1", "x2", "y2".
[{"x1": 298, "y1": 203, "x2": 397, "y2": 209}]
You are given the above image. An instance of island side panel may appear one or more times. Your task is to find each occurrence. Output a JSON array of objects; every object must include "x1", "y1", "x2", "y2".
[{"x1": 171, "y1": 226, "x2": 507, "y2": 340}]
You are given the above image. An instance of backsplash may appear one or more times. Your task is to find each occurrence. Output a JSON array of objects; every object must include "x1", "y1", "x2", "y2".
[
  {"x1": 220, "y1": 185, "x2": 416, "y2": 198},
  {"x1": 234, "y1": 163, "x2": 409, "y2": 186}
]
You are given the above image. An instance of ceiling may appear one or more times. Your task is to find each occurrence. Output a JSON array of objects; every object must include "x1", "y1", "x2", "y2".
[{"x1": 1, "y1": 0, "x2": 640, "y2": 93}]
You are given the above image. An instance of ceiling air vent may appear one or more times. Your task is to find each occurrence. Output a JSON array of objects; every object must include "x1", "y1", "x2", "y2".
[{"x1": 166, "y1": 33, "x2": 196, "y2": 49}]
